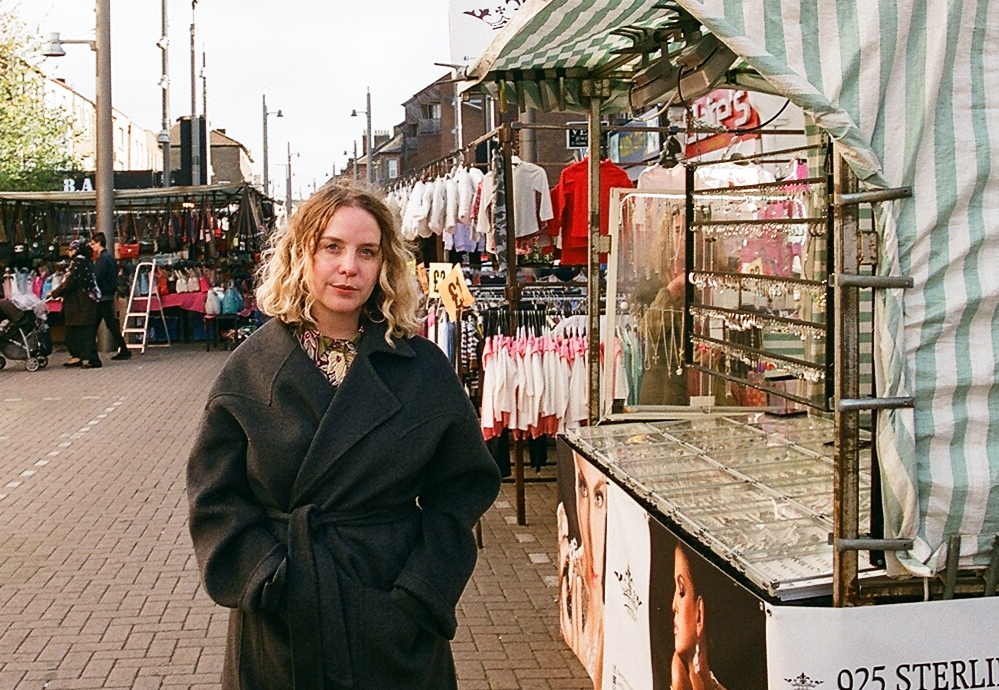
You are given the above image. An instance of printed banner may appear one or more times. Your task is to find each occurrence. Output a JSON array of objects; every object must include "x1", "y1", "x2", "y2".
[
  {"x1": 767, "y1": 598, "x2": 999, "y2": 690},
  {"x1": 557, "y1": 439, "x2": 768, "y2": 690},
  {"x1": 602, "y1": 481, "x2": 653, "y2": 690},
  {"x1": 448, "y1": 0, "x2": 528, "y2": 66}
]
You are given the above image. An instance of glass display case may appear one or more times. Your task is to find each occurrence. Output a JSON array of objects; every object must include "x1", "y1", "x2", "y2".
[{"x1": 563, "y1": 413, "x2": 873, "y2": 600}]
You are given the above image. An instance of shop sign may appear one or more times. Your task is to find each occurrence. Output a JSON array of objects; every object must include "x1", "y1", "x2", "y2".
[
  {"x1": 448, "y1": 0, "x2": 527, "y2": 66},
  {"x1": 566, "y1": 122, "x2": 610, "y2": 152},
  {"x1": 61, "y1": 176, "x2": 94, "y2": 192},
  {"x1": 686, "y1": 89, "x2": 761, "y2": 158},
  {"x1": 556, "y1": 441, "x2": 768, "y2": 690},
  {"x1": 767, "y1": 598, "x2": 999, "y2": 690}
]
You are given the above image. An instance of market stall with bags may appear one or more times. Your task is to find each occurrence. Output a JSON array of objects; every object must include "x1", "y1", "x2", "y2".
[{"x1": 0, "y1": 183, "x2": 273, "y2": 346}]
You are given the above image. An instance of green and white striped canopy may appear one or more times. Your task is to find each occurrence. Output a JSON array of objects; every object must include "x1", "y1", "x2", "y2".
[{"x1": 468, "y1": 0, "x2": 999, "y2": 576}]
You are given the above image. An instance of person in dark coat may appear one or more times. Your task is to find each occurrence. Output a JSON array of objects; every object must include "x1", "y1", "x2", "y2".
[
  {"x1": 49, "y1": 238, "x2": 101, "y2": 368},
  {"x1": 187, "y1": 180, "x2": 501, "y2": 690},
  {"x1": 88, "y1": 232, "x2": 131, "y2": 360}
]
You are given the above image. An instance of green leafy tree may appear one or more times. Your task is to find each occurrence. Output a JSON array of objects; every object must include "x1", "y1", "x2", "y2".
[{"x1": 0, "y1": 3, "x2": 79, "y2": 191}]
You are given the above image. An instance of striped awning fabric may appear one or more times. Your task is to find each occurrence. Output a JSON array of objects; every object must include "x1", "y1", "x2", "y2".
[
  {"x1": 467, "y1": 0, "x2": 999, "y2": 576},
  {"x1": 464, "y1": 0, "x2": 674, "y2": 112}
]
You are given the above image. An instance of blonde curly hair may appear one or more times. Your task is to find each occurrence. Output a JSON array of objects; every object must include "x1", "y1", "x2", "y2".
[{"x1": 255, "y1": 180, "x2": 422, "y2": 342}]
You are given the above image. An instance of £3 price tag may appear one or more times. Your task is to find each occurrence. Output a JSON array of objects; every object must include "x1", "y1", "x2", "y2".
[
  {"x1": 439, "y1": 264, "x2": 475, "y2": 321},
  {"x1": 427, "y1": 262, "x2": 452, "y2": 298}
]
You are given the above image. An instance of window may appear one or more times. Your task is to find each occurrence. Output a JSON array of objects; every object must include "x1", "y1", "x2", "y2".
[
  {"x1": 388, "y1": 159, "x2": 399, "y2": 179},
  {"x1": 421, "y1": 102, "x2": 442, "y2": 120}
]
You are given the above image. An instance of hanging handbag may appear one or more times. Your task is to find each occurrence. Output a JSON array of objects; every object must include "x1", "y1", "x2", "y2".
[
  {"x1": 119, "y1": 211, "x2": 140, "y2": 259},
  {"x1": 221, "y1": 282, "x2": 242, "y2": 314},
  {"x1": 204, "y1": 287, "x2": 223, "y2": 315}
]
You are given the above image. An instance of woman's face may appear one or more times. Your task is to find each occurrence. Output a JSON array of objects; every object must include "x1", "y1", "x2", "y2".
[
  {"x1": 672, "y1": 545, "x2": 698, "y2": 657},
  {"x1": 575, "y1": 454, "x2": 607, "y2": 588},
  {"x1": 309, "y1": 206, "x2": 383, "y2": 338}
]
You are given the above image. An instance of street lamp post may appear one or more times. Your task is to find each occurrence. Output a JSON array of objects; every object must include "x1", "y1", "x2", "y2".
[
  {"x1": 158, "y1": 0, "x2": 170, "y2": 186},
  {"x1": 285, "y1": 143, "x2": 299, "y2": 217},
  {"x1": 190, "y1": 0, "x2": 200, "y2": 186},
  {"x1": 43, "y1": 0, "x2": 113, "y2": 249},
  {"x1": 351, "y1": 87, "x2": 374, "y2": 185},
  {"x1": 261, "y1": 93, "x2": 282, "y2": 197}
]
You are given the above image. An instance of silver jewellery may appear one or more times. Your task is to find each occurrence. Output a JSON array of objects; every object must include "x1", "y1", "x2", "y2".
[
  {"x1": 691, "y1": 218, "x2": 827, "y2": 240},
  {"x1": 689, "y1": 305, "x2": 826, "y2": 340},
  {"x1": 689, "y1": 271, "x2": 828, "y2": 309},
  {"x1": 641, "y1": 307, "x2": 684, "y2": 374},
  {"x1": 691, "y1": 335, "x2": 826, "y2": 383}
]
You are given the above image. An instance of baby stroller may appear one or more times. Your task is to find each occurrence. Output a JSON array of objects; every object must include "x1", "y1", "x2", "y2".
[{"x1": 0, "y1": 298, "x2": 51, "y2": 372}]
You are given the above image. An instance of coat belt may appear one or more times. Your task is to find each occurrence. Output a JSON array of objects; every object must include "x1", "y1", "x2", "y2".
[{"x1": 265, "y1": 503, "x2": 419, "y2": 689}]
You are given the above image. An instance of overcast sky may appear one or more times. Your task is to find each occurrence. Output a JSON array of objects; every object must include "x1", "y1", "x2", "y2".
[{"x1": 15, "y1": 0, "x2": 469, "y2": 198}]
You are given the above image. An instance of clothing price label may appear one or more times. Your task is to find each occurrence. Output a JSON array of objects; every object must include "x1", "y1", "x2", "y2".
[
  {"x1": 428, "y1": 262, "x2": 453, "y2": 298},
  {"x1": 439, "y1": 265, "x2": 474, "y2": 321}
]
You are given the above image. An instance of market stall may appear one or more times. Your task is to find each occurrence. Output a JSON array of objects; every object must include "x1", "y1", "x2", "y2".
[
  {"x1": 464, "y1": 0, "x2": 999, "y2": 687},
  {"x1": 0, "y1": 183, "x2": 273, "y2": 345}
]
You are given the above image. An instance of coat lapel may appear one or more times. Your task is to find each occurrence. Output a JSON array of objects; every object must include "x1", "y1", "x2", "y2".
[{"x1": 288, "y1": 321, "x2": 412, "y2": 505}]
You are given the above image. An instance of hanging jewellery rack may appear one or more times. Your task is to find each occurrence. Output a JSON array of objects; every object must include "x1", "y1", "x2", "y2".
[{"x1": 683, "y1": 139, "x2": 835, "y2": 410}]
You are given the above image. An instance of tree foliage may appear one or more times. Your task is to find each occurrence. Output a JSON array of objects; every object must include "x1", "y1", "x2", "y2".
[{"x1": 0, "y1": 3, "x2": 79, "y2": 191}]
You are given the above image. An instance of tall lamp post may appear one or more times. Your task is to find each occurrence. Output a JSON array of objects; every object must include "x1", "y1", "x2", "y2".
[
  {"x1": 351, "y1": 87, "x2": 373, "y2": 185},
  {"x1": 285, "y1": 143, "x2": 299, "y2": 217},
  {"x1": 43, "y1": 0, "x2": 113, "y2": 249},
  {"x1": 261, "y1": 94, "x2": 282, "y2": 197},
  {"x1": 157, "y1": 0, "x2": 170, "y2": 186},
  {"x1": 189, "y1": 0, "x2": 201, "y2": 186}
]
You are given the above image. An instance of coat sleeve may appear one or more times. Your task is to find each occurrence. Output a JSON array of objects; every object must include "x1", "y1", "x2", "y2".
[
  {"x1": 390, "y1": 398, "x2": 501, "y2": 640},
  {"x1": 187, "y1": 396, "x2": 286, "y2": 613}
]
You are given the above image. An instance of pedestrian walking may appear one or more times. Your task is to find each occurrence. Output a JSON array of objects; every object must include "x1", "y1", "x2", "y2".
[
  {"x1": 187, "y1": 180, "x2": 500, "y2": 690},
  {"x1": 89, "y1": 232, "x2": 131, "y2": 360},
  {"x1": 49, "y1": 238, "x2": 101, "y2": 368}
]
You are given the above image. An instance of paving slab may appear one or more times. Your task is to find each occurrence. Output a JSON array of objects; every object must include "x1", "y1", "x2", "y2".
[{"x1": 0, "y1": 344, "x2": 592, "y2": 689}]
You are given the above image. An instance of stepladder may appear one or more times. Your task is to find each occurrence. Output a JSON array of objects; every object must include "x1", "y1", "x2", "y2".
[{"x1": 122, "y1": 261, "x2": 171, "y2": 354}]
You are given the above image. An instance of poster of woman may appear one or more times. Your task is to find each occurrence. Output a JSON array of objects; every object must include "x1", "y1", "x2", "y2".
[{"x1": 557, "y1": 439, "x2": 768, "y2": 690}]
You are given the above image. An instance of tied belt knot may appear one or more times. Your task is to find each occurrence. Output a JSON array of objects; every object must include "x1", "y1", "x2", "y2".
[{"x1": 265, "y1": 503, "x2": 419, "y2": 689}]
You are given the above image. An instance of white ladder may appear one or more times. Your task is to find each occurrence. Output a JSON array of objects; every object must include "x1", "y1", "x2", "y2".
[{"x1": 122, "y1": 260, "x2": 171, "y2": 353}]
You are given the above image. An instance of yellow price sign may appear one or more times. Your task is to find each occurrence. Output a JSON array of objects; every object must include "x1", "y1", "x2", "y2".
[
  {"x1": 427, "y1": 262, "x2": 453, "y2": 298},
  {"x1": 439, "y1": 264, "x2": 475, "y2": 321}
]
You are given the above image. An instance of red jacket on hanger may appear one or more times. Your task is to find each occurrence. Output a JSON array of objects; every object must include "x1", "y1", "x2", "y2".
[{"x1": 550, "y1": 158, "x2": 633, "y2": 265}]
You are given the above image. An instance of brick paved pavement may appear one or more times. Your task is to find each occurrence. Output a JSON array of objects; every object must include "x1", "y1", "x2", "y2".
[{"x1": 0, "y1": 345, "x2": 591, "y2": 689}]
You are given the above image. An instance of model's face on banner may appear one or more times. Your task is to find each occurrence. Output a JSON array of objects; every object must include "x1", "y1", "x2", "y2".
[
  {"x1": 576, "y1": 457, "x2": 607, "y2": 587},
  {"x1": 672, "y1": 546, "x2": 699, "y2": 658}
]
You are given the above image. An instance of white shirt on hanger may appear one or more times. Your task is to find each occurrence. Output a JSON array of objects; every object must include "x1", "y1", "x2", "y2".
[{"x1": 511, "y1": 158, "x2": 554, "y2": 237}]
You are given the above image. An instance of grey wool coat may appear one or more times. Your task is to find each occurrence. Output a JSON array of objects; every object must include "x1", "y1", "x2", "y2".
[{"x1": 187, "y1": 317, "x2": 501, "y2": 690}]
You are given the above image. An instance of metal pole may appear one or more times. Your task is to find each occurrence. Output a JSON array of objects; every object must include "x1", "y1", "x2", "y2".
[
  {"x1": 262, "y1": 93, "x2": 269, "y2": 195},
  {"x1": 160, "y1": 0, "x2": 170, "y2": 187},
  {"x1": 202, "y1": 48, "x2": 210, "y2": 184},
  {"x1": 353, "y1": 140, "x2": 358, "y2": 183},
  {"x1": 286, "y1": 142, "x2": 293, "y2": 216},
  {"x1": 586, "y1": 95, "x2": 602, "y2": 425},
  {"x1": 366, "y1": 88, "x2": 373, "y2": 185},
  {"x1": 190, "y1": 1, "x2": 200, "y2": 186},
  {"x1": 833, "y1": 152, "x2": 861, "y2": 607},
  {"x1": 519, "y1": 107, "x2": 537, "y2": 162},
  {"x1": 95, "y1": 0, "x2": 113, "y2": 249}
]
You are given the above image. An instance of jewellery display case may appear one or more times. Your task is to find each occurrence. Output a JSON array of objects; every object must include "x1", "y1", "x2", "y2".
[
  {"x1": 684, "y1": 155, "x2": 834, "y2": 410},
  {"x1": 563, "y1": 413, "x2": 873, "y2": 601}
]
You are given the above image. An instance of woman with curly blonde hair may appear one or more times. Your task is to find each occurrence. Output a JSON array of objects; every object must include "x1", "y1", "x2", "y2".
[
  {"x1": 188, "y1": 180, "x2": 500, "y2": 690},
  {"x1": 256, "y1": 180, "x2": 422, "y2": 341}
]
